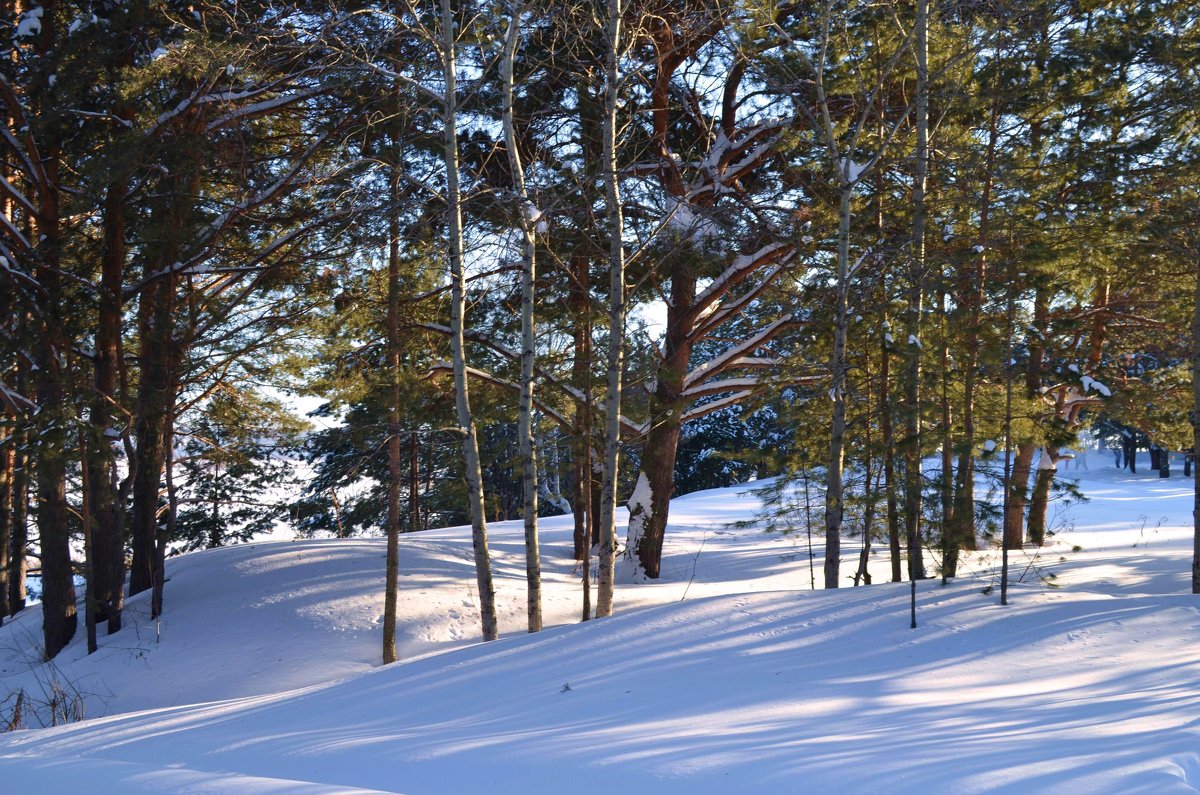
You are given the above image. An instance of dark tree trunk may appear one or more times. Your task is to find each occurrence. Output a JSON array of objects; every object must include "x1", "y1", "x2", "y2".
[
  {"x1": 0, "y1": 432, "x2": 12, "y2": 624},
  {"x1": 1027, "y1": 447, "x2": 1058, "y2": 546},
  {"x1": 383, "y1": 164, "x2": 403, "y2": 665},
  {"x1": 88, "y1": 181, "x2": 129, "y2": 632},
  {"x1": 7, "y1": 434, "x2": 28, "y2": 614},
  {"x1": 35, "y1": 358, "x2": 78, "y2": 659},
  {"x1": 1004, "y1": 443, "x2": 1036, "y2": 549},
  {"x1": 880, "y1": 324, "x2": 901, "y2": 583},
  {"x1": 626, "y1": 259, "x2": 694, "y2": 580},
  {"x1": 1192, "y1": 256, "x2": 1200, "y2": 594},
  {"x1": 129, "y1": 273, "x2": 174, "y2": 597},
  {"x1": 568, "y1": 252, "x2": 592, "y2": 560}
]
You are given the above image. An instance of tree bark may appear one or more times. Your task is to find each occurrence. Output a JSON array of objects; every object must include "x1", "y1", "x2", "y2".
[
  {"x1": 904, "y1": 0, "x2": 929, "y2": 587},
  {"x1": 0, "y1": 429, "x2": 12, "y2": 624},
  {"x1": 502, "y1": 3, "x2": 542, "y2": 632},
  {"x1": 881, "y1": 322, "x2": 901, "y2": 583},
  {"x1": 824, "y1": 182, "x2": 852, "y2": 588},
  {"x1": 88, "y1": 180, "x2": 129, "y2": 633},
  {"x1": 1192, "y1": 254, "x2": 1199, "y2": 594},
  {"x1": 7, "y1": 430, "x2": 27, "y2": 615},
  {"x1": 1004, "y1": 442, "x2": 1036, "y2": 549},
  {"x1": 595, "y1": 0, "x2": 625, "y2": 615},
  {"x1": 382, "y1": 159, "x2": 402, "y2": 665},
  {"x1": 953, "y1": 105, "x2": 998, "y2": 554},
  {"x1": 441, "y1": 0, "x2": 498, "y2": 640},
  {"x1": 1027, "y1": 446, "x2": 1058, "y2": 546},
  {"x1": 938, "y1": 288, "x2": 955, "y2": 580}
]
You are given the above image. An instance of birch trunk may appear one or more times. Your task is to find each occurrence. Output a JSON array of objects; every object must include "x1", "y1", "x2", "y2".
[
  {"x1": 440, "y1": 0, "x2": 498, "y2": 640},
  {"x1": 594, "y1": 0, "x2": 625, "y2": 617},
  {"x1": 502, "y1": 1, "x2": 542, "y2": 632},
  {"x1": 824, "y1": 183, "x2": 852, "y2": 588}
]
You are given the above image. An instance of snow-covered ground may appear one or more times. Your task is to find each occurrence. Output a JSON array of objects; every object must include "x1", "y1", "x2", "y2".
[{"x1": 2, "y1": 458, "x2": 1198, "y2": 793}]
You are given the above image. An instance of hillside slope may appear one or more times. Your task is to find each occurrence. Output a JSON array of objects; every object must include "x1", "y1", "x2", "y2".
[{"x1": 2, "y1": 463, "x2": 1199, "y2": 793}]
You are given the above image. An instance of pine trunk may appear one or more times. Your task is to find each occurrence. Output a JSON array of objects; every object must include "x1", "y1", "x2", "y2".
[
  {"x1": 938, "y1": 289, "x2": 956, "y2": 580},
  {"x1": 7, "y1": 432, "x2": 27, "y2": 614},
  {"x1": 1193, "y1": 254, "x2": 1200, "y2": 594},
  {"x1": 881, "y1": 322, "x2": 901, "y2": 582},
  {"x1": 1004, "y1": 443, "x2": 1036, "y2": 549},
  {"x1": 1027, "y1": 446, "x2": 1058, "y2": 546},
  {"x1": 382, "y1": 162, "x2": 402, "y2": 665},
  {"x1": 88, "y1": 181, "x2": 128, "y2": 633},
  {"x1": 0, "y1": 430, "x2": 12, "y2": 624},
  {"x1": 904, "y1": 0, "x2": 929, "y2": 586},
  {"x1": 953, "y1": 105, "x2": 997, "y2": 554}
]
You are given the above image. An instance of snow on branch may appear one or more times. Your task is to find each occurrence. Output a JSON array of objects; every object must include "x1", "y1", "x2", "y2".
[
  {"x1": 691, "y1": 262, "x2": 790, "y2": 340},
  {"x1": 683, "y1": 314, "x2": 795, "y2": 389},
  {"x1": 0, "y1": 382, "x2": 36, "y2": 414},
  {"x1": 682, "y1": 376, "x2": 762, "y2": 399},
  {"x1": 678, "y1": 389, "x2": 756, "y2": 424},
  {"x1": 686, "y1": 243, "x2": 795, "y2": 331}
]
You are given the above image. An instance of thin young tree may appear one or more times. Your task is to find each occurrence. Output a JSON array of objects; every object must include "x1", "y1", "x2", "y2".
[
  {"x1": 501, "y1": 0, "x2": 542, "y2": 632},
  {"x1": 439, "y1": 0, "x2": 498, "y2": 640},
  {"x1": 594, "y1": 0, "x2": 626, "y2": 619}
]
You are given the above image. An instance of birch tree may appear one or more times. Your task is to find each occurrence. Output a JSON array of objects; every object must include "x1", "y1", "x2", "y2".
[
  {"x1": 501, "y1": 0, "x2": 542, "y2": 631},
  {"x1": 438, "y1": 0, "x2": 498, "y2": 640}
]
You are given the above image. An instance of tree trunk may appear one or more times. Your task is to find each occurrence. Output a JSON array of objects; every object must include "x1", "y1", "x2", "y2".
[
  {"x1": 938, "y1": 288, "x2": 956, "y2": 580},
  {"x1": 7, "y1": 432, "x2": 27, "y2": 615},
  {"x1": 88, "y1": 146, "x2": 130, "y2": 637},
  {"x1": 0, "y1": 430, "x2": 12, "y2": 624},
  {"x1": 1192, "y1": 254, "x2": 1199, "y2": 594},
  {"x1": 382, "y1": 161, "x2": 403, "y2": 665},
  {"x1": 80, "y1": 434, "x2": 98, "y2": 654},
  {"x1": 569, "y1": 254, "x2": 592, "y2": 561},
  {"x1": 441, "y1": 0, "x2": 498, "y2": 641},
  {"x1": 130, "y1": 273, "x2": 174, "y2": 597},
  {"x1": 151, "y1": 411, "x2": 178, "y2": 620},
  {"x1": 1004, "y1": 442, "x2": 1036, "y2": 549},
  {"x1": 1027, "y1": 446, "x2": 1058, "y2": 546},
  {"x1": 594, "y1": 0, "x2": 625, "y2": 616},
  {"x1": 35, "y1": 361, "x2": 77, "y2": 659},
  {"x1": 904, "y1": 0, "x2": 929, "y2": 585},
  {"x1": 502, "y1": 4, "x2": 542, "y2": 632},
  {"x1": 881, "y1": 320, "x2": 901, "y2": 583},
  {"x1": 953, "y1": 105, "x2": 997, "y2": 554},
  {"x1": 824, "y1": 183, "x2": 852, "y2": 589}
]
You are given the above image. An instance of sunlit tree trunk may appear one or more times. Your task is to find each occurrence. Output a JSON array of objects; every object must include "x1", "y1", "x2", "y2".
[
  {"x1": 594, "y1": 0, "x2": 625, "y2": 617},
  {"x1": 502, "y1": 0, "x2": 542, "y2": 632},
  {"x1": 440, "y1": 0, "x2": 498, "y2": 640}
]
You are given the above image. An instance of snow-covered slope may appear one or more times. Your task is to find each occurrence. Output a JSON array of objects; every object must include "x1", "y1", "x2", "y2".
[{"x1": 2, "y1": 461, "x2": 1199, "y2": 793}]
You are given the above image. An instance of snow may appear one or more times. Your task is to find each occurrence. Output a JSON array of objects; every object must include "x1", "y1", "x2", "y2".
[
  {"x1": 840, "y1": 157, "x2": 867, "y2": 183},
  {"x1": 3, "y1": 467, "x2": 1200, "y2": 792},
  {"x1": 1081, "y1": 374, "x2": 1112, "y2": 397},
  {"x1": 14, "y1": 7, "x2": 42, "y2": 38}
]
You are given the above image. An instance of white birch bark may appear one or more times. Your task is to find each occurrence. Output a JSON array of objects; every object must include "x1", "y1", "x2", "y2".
[
  {"x1": 440, "y1": 0, "x2": 498, "y2": 641},
  {"x1": 595, "y1": 0, "x2": 625, "y2": 618},
  {"x1": 501, "y1": 0, "x2": 542, "y2": 633}
]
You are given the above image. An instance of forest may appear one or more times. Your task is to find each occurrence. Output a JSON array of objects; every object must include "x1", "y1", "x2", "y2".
[{"x1": 0, "y1": 0, "x2": 1198, "y2": 675}]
